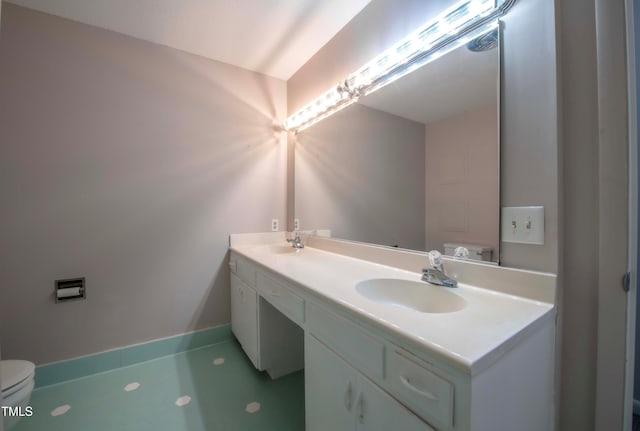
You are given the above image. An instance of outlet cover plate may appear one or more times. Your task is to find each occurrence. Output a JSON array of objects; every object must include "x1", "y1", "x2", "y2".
[{"x1": 501, "y1": 206, "x2": 544, "y2": 245}]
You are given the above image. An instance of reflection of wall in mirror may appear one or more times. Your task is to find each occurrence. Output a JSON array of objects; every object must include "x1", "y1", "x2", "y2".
[
  {"x1": 424, "y1": 103, "x2": 499, "y2": 256},
  {"x1": 295, "y1": 103, "x2": 425, "y2": 251}
]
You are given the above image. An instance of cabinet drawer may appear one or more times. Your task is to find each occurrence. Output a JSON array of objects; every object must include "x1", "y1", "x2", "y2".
[
  {"x1": 387, "y1": 349, "x2": 454, "y2": 428},
  {"x1": 232, "y1": 255, "x2": 256, "y2": 288},
  {"x1": 257, "y1": 272, "x2": 305, "y2": 326},
  {"x1": 307, "y1": 301, "x2": 384, "y2": 380}
]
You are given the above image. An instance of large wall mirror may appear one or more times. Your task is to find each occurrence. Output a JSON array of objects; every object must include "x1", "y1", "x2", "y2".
[{"x1": 294, "y1": 29, "x2": 500, "y2": 264}]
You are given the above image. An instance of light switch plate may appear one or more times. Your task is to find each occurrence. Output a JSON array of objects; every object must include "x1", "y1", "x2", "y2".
[{"x1": 501, "y1": 206, "x2": 544, "y2": 245}]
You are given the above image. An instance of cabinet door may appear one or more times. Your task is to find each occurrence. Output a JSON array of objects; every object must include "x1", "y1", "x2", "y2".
[
  {"x1": 230, "y1": 273, "x2": 259, "y2": 368},
  {"x1": 357, "y1": 375, "x2": 435, "y2": 431},
  {"x1": 306, "y1": 334, "x2": 356, "y2": 431},
  {"x1": 307, "y1": 333, "x2": 434, "y2": 431}
]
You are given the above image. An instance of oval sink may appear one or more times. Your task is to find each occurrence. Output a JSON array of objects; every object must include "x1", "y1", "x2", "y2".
[
  {"x1": 254, "y1": 245, "x2": 302, "y2": 255},
  {"x1": 355, "y1": 278, "x2": 467, "y2": 314}
]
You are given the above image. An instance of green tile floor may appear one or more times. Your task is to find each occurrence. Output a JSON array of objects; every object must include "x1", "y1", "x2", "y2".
[{"x1": 13, "y1": 340, "x2": 305, "y2": 431}]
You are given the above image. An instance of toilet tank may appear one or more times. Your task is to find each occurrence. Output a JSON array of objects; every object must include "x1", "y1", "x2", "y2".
[{"x1": 444, "y1": 243, "x2": 493, "y2": 262}]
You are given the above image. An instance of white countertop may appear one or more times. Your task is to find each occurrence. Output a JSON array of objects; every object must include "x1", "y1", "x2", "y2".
[{"x1": 231, "y1": 242, "x2": 555, "y2": 375}]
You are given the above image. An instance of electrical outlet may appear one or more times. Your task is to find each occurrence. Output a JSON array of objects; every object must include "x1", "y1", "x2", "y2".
[
  {"x1": 294, "y1": 218, "x2": 300, "y2": 231},
  {"x1": 271, "y1": 219, "x2": 279, "y2": 232},
  {"x1": 501, "y1": 206, "x2": 544, "y2": 245}
]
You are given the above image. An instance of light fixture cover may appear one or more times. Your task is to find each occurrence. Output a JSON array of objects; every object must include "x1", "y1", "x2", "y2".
[{"x1": 285, "y1": 0, "x2": 515, "y2": 133}]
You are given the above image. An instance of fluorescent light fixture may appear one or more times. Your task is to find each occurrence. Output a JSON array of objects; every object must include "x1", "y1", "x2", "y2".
[
  {"x1": 345, "y1": 0, "x2": 494, "y2": 91},
  {"x1": 284, "y1": 84, "x2": 353, "y2": 132},
  {"x1": 285, "y1": 0, "x2": 516, "y2": 133}
]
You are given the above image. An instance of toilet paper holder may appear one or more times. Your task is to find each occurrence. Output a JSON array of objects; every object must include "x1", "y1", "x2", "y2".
[{"x1": 55, "y1": 277, "x2": 86, "y2": 303}]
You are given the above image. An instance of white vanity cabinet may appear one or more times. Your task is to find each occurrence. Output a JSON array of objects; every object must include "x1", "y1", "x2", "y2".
[
  {"x1": 230, "y1": 251, "x2": 440, "y2": 430},
  {"x1": 229, "y1": 251, "x2": 304, "y2": 379},
  {"x1": 306, "y1": 298, "x2": 455, "y2": 430},
  {"x1": 306, "y1": 333, "x2": 434, "y2": 431},
  {"x1": 228, "y1": 243, "x2": 556, "y2": 431}
]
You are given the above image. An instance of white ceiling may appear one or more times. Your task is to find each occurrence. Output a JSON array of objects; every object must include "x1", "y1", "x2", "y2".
[
  {"x1": 6, "y1": 0, "x2": 371, "y2": 80},
  {"x1": 359, "y1": 43, "x2": 498, "y2": 125}
]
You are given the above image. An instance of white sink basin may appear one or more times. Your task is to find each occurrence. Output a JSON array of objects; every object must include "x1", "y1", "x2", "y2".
[
  {"x1": 253, "y1": 245, "x2": 302, "y2": 255},
  {"x1": 355, "y1": 278, "x2": 467, "y2": 314}
]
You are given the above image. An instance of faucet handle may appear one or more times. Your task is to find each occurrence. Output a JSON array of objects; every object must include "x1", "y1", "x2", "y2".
[
  {"x1": 454, "y1": 246, "x2": 470, "y2": 259},
  {"x1": 427, "y1": 250, "x2": 443, "y2": 270}
]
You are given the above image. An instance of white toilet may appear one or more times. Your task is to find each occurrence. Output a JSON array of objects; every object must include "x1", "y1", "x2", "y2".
[{"x1": 1, "y1": 360, "x2": 35, "y2": 429}]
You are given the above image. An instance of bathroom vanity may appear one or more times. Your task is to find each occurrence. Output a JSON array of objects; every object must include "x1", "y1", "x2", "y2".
[{"x1": 229, "y1": 232, "x2": 556, "y2": 431}]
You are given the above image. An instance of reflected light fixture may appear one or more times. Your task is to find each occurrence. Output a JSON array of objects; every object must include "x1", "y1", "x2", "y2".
[{"x1": 284, "y1": 0, "x2": 516, "y2": 133}]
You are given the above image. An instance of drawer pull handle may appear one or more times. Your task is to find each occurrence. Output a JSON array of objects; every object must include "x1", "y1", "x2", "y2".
[
  {"x1": 356, "y1": 392, "x2": 364, "y2": 424},
  {"x1": 268, "y1": 290, "x2": 281, "y2": 297},
  {"x1": 344, "y1": 382, "x2": 353, "y2": 412},
  {"x1": 400, "y1": 375, "x2": 439, "y2": 401}
]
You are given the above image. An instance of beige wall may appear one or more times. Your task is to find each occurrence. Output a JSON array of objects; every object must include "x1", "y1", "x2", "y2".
[
  {"x1": 424, "y1": 104, "x2": 499, "y2": 257},
  {"x1": 295, "y1": 103, "x2": 426, "y2": 250},
  {"x1": 0, "y1": 4, "x2": 287, "y2": 364},
  {"x1": 499, "y1": 0, "x2": 558, "y2": 273},
  {"x1": 556, "y1": 0, "x2": 598, "y2": 428}
]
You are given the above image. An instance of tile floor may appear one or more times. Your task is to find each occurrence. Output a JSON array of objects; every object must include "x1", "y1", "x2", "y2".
[{"x1": 12, "y1": 340, "x2": 305, "y2": 431}]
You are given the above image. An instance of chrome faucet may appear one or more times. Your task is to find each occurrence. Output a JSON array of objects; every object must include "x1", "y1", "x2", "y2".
[
  {"x1": 287, "y1": 232, "x2": 304, "y2": 249},
  {"x1": 422, "y1": 250, "x2": 457, "y2": 288}
]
